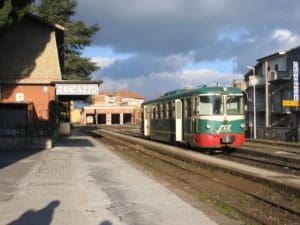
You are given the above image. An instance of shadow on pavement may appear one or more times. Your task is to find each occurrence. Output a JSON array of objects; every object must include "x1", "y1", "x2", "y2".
[
  {"x1": 55, "y1": 138, "x2": 95, "y2": 147},
  {"x1": 0, "y1": 150, "x2": 41, "y2": 170},
  {"x1": 99, "y1": 220, "x2": 112, "y2": 225},
  {"x1": 6, "y1": 200, "x2": 60, "y2": 225}
]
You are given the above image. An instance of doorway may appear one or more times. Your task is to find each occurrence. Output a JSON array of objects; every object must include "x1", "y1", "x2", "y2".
[
  {"x1": 123, "y1": 113, "x2": 132, "y2": 124},
  {"x1": 97, "y1": 114, "x2": 106, "y2": 124},
  {"x1": 111, "y1": 114, "x2": 120, "y2": 124}
]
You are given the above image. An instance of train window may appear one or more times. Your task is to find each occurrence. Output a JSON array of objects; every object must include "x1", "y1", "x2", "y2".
[
  {"x1": 152, "y1": 105, "x2": 157, "y2": 119},
  {"x1": 160, "y1": 104, "x2": 164, "y2": 119},
  {"x1": 157, "y1": 104, "x2": 160, "y2": 119},
  {"x1": 165, "y1": 103, "x2": 169, "y2": 119},
  {"x1": 198, "y1": 96, "x2": 212, "y2": 115},
  {"x1": 226, "y1": 96, "x2": 244, "y2": 115},
  {"x1": 186, "y1": 98, "x2": 192, "y2": 117},
  {"x1": 143, "y1": 107, "x2": 147, "y2": 120},
  {"x1": 195, "y1": 98, "x2": 200, "y2": 115},
  {"x1": 148, "y1": 106, "x2": 152, "y2": 119},
  {"x1": 192, "y1": 97, "x2": 196, "y2": 116},
  {"x1": 213, "y1": 96, "x2": 223, "y2": 114},
  {"x1": 168, "y1": 102, "x2": 172, "y2": 119},
  {"x1": 198, "y1": 96, "x2": 224, "y2": 115},
  {"x1": 184, "y1": 99, "x2": 187, "y2": 118},
  {"x1": 170, "y1": 102, "x2": 175, "y2": 119}
]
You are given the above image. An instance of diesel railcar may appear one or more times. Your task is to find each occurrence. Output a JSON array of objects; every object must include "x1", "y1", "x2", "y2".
[{"x1": 141, "y1": 86, "x2": 245, "y2": 148}]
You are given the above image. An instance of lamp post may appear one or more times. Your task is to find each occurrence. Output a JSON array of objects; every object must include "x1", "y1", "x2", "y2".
[{"x1": 247, "y1": 65, "x2": 257, "y2": 139}]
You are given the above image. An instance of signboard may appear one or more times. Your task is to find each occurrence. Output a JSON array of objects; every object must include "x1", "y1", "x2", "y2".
[
  {"x1": 55, "y1": 84, "x2": 99, "y2": 96},
  {"x1": 16, "y1": 93, "x2": 24, "y2": 102},
  {"x1": 249, "y1": 75, "x2": 258, "y2": 86},
  {"x1": 293, "y1": 61, "x2": 299, "y2": 100},
  {"x1": 282, "y1": 100, "x2": 300, "y2": 107}
]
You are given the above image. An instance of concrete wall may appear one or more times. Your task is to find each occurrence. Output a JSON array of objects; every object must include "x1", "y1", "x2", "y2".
[{"x1": 0, "y1": 16, "x2": 62, "y2": 82}]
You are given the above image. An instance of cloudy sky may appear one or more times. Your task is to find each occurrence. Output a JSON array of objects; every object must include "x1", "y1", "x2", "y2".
[{"x1": 75, "y1": 0, "x2": 300, "y2": 99}]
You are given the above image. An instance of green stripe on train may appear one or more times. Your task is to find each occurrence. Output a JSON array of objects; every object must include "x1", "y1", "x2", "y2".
[{"x1": 198, "y1": 119, "x2": 245, "y2": 133}]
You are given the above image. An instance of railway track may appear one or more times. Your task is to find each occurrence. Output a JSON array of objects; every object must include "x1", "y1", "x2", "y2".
[
  {"x1": 218, "y1": 151, "x2": 300, "y2": 175},
  {"x1": 94, "y1": 125, "x2": 300, "y2": 175},
  {"x1": 87, "y1": 128, "x2": 300, "y2": 225}
]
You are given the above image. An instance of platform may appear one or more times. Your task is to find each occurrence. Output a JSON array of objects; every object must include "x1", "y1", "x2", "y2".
[{"x1": 0, "y1": 129, "x2": 238, "y2": 225}]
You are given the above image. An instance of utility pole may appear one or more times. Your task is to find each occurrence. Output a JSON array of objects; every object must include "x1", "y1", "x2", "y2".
[{"x1": 265, "y1": 61, "x2": 270, "y2": 127}]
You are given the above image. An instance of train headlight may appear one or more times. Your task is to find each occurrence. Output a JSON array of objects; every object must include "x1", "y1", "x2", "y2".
[
  {"x1": 240, "y1": 123, "x2": 245, "y2": 128},
  {"x1": 206, "y1": 124, "x2": 211, "y2": 129}
]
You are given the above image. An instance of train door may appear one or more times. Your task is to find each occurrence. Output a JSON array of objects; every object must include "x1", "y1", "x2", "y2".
[
  {"x1": 143, "y1": 105, "x2": 150, "y2": 137},
  {"x1": 175, "y1": 99, "x2": 183, "y2": 141}
]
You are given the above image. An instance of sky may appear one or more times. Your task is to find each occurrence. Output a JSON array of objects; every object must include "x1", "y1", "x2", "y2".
[{"x1": 75, "y1": 0, "x2": 300, "y2": 99}]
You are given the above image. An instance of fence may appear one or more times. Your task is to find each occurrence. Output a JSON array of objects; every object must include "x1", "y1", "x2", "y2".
[{"x1": 247, "y1": 126, "x2": 299, "y2": 142}]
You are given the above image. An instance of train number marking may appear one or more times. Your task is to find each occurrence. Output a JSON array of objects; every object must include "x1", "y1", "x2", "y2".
[{"x1": 216, "y1": 125, "x2": 232, "y2": 134}]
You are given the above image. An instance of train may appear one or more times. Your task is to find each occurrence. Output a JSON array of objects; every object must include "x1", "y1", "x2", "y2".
[{"x1": 141, "y1": 86, "x2": 245, "y2": 149}]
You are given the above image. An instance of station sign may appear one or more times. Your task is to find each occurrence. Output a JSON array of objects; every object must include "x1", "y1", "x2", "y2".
[
  {"x1": 293, "y1": 61, "x2": 299, "y2": 101},
  {"x1": 282, "y1": 100, "x2": 300, "y2": 107},
  {"x1": 55, "y1": 84, "x2": 99, "y2": 95}
]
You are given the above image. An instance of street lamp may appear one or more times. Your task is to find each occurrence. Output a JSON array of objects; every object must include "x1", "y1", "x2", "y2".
[{"x1": 247, "y1": 65, "x2": 257, "y2": 139}]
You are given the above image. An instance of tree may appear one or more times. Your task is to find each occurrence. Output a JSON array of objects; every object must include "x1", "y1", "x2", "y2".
[
  {"x1": 34, "y1": 0, "x2": 100, "y2": 80},
  {"x1": 0, "y1": 0, "x2": 33, "y2": 32}
]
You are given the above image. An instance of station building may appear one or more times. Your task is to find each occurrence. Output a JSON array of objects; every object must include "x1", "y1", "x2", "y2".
[
  {"x1": 0, "y1": 13, "x2": 101, "y2": 148},
  {"x1": 0, "y1": 14, "x2": 65, "y2": 136},
  {"x1": 81, "y1": 90, "x2": 145, "y2": 125}
]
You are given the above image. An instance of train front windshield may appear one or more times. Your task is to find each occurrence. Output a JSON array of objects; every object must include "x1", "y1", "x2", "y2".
[{"x1": 197, "y1": 95, "x2": 244, "y2": 115}]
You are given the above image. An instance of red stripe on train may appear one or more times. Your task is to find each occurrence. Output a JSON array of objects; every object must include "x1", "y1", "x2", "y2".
[{"x1": 193, "y1": 133, "x2": 245, "y2": 148}]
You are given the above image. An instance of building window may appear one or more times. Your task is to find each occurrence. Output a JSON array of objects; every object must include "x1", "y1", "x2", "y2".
[
  {"x1": 274, "y1": 64, "x2": 278, "y2": 71},
  {"x1": 107, "y1": 95, "x2": 115, "y2": 103}
]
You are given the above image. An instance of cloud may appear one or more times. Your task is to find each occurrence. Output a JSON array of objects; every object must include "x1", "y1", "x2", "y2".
[
  {"x1": 76, "y1": 0, "x2": 300, "y2": 97},
  {"x1": 76, "y1": 0, "x2": 300, "y2": 70},
  {"x1": 272, "y1": 29, "x2": 299, "y2": 44},
  {"x1": 98, "y1": 69, "x2": 242, "y2": 99},
  {"x1": 97, "y1": 54, "x2": 190, "y2": 79},
  {"x1": 91, "y1": 57, "x2": 116, "y2": 69}
]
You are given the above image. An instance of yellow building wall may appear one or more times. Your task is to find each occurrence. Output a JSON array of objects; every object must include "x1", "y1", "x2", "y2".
[{"x1": 71, "y1": 109, "x2": 82, "y2": 124}]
